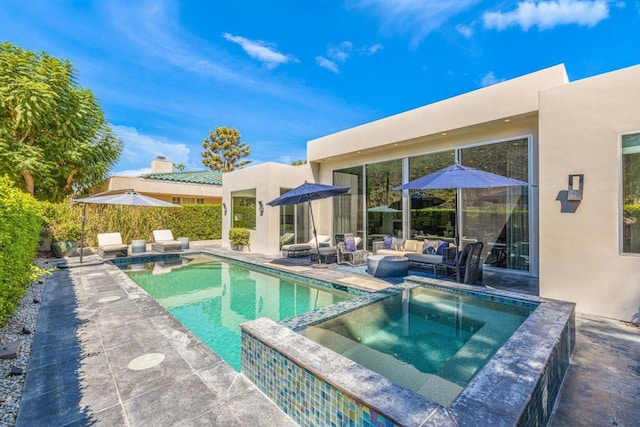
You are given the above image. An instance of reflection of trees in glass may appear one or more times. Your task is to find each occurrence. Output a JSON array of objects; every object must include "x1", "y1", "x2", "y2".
[
  {"x1": 232, "y1": 190, "x2": 256, "y2": 229},
  {"x1": 333, "y1": 166, "x2": 363, "y2": 238},
  {"x1": 409, "y1": 151, "x2": 456, "y2": 236},
  {"x1": 366, "y1": 160, "x2": 402, "y2": 237},
  {"x1": 622, "y1": 133, "x2": 640, "y2": 253}
]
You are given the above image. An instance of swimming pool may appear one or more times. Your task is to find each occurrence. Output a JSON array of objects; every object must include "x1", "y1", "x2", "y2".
[
  {"x1": 121, "y1": 254, "x2": 354, "y2": 370},
  {"x1": 302, "y1": 286, "x2": 532, "y2": 406}
]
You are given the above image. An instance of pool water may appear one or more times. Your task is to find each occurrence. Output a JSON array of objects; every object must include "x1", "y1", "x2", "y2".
[
  {"x1": 302, "y1": 286, "x2": 532, "y2": 405},
  {"x1": 123, "y1": 255, "x2": 353, "y2": 370}
]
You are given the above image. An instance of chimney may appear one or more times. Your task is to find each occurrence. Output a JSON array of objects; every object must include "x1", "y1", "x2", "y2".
[{"x1": 151, "y1": 156, "x2": 174, "y2": 173}]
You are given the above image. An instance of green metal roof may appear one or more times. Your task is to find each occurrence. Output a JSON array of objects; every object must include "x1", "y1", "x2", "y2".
[{"x1": 141, "y1": 170, "x2": 222, "y2": 185}]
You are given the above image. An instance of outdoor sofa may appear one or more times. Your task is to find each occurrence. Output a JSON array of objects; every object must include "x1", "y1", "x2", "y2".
[{"x1": 373, "y1": 237, "x2": 450, "y2": 266}]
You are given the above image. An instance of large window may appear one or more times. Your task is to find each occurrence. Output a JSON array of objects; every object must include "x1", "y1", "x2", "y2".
[
  {"x1": 408, "y1": 151, "x2": 456, "y2": 239},
  {"x1": 278, "y1": 187, "x2": 310, "y2": 247},
  {"x1": 231, "y1": 189, "x2": 256, "y2": 230},
  {"x1": 622, "y1": 132, "x2": 640, "y2": 253},
  {"x1": 366, "y1": 160, "x2": 403, "y2": 250},
  {"x1": 333, "y1": 166, "x2": 364, "y2": 241},
  {"x1": 460, "y1": 138, "x2": 529, "y2": 271}
]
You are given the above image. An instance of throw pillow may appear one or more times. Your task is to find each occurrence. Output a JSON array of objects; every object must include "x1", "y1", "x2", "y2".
[
  {"x1": 391, "y1": 238, "x2": 405, "y2": 251},
  {"x1": 423, "y1": 246, "x2": 436, "y2": 255},
  {"x1": 383, "y1": 236, "x2": 393, "y2": 249},
  {"x1": 345, "y1": 240, "x2": 356, "y2": 252},
  {"x1": 436, "y1": 241, "x2": 449, "y2": 255}
]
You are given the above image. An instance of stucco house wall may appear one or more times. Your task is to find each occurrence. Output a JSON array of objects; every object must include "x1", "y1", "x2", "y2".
[
  {"x1": 222, "y1": 162, "x2": 313, "y2": 255},
  {"x1": 538, "y1": 65, "x2": 640, "y2": 321}
]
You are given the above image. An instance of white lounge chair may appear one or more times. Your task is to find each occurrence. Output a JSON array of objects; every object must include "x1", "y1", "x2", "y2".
[
  {"x1": 151, "y1": 229, "x2": 183, "y2": 252},
  {"x1": 97, "y1": 232, "x2": 128, "y2": 258}
]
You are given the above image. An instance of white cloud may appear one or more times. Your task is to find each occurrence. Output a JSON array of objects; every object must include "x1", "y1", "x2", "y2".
[
  {"x1": 328, "y1": 41, "x2": 353, "y2": 62},
  {"x1": 316, "y1": 56, "x2": 340, "y2": 74},
  {"x1": 456, "y1": 24, "x2": 474, "y2": 37},
  {"x1": 352, "y1": 0, "x2": 480, "y2": 45},
  {"x1": 366, "y1": 43, "x2": 384, "y2": 54},
  {"x1": 480, "y1": 71, "x2": 503, "y2": 87},
  {"x1": 111, "y1": 167, "x2": 152, "y2": 177},
  {"x1": 112, "y1": 125, "x2": 192, "y2": 171},
  {"x1": 483, "y1": 0, "x2": 610, "y2": 31},
  {"x1": 317, "y1": 41, "x2": 383, "y2": 73},
  {"x1": 223, "y1": 33, "x2": 299, "y2": 69}
]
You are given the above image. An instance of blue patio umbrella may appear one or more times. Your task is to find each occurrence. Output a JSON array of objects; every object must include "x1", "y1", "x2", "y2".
[
  {"x1": 267, "y1": 181, "x2": 350, "y2": 267},
  {"x1": 393, "y1": 164, "x2": 527, "y2": 251}
]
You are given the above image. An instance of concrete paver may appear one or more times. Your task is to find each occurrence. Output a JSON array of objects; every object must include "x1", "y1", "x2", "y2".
[{"x1": 16, "y1": 247, "x2": 640, "y2": 426}]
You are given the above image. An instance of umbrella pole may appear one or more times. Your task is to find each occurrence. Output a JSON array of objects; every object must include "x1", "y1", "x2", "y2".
[
  {"x1": 308, "y1": 201, "x2": 327, "y2": 269},
  {"x1": 80, "y1": 203, "x2": 86, "y2": 263}
]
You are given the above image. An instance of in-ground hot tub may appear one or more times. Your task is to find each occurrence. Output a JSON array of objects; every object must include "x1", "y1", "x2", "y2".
[{"x1": 241, "y1": 277, "x2": 575, "y2": 426}]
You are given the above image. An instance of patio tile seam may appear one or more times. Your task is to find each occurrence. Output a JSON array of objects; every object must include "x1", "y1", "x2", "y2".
[{"x1": 92, "y1": 311, "x2": 132, "y2": 427}]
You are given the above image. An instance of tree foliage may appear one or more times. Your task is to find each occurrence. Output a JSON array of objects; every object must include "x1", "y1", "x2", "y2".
[
  {"x1": 201, "y1": 126, "x2": 251, "y2": 172},
  {"x1": 0, "y1": 42, "x2": 123, "y2": 201},
  {"x1": 291, "y1": 159, "x2": 307, "y2": 166}
]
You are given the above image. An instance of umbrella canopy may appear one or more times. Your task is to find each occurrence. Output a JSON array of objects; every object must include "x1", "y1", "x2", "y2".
[
  {"x1": 393, "y1": 164, "x2": 527, "y2": 251},
  {"x1": 367, "y1": 205, "x2": 401, "y2": 213},
  {"x1": 267, "y1": 182, "x2": 349, "y2": 267},
  {"x1": 267, "y1": 182, "x2": 350, "y2": 206},
  {"x1": 393, "y1": 164, "x2": 527, "y2": 191},
  {"x1": 75, "y1": 192, "x2": 179, "y2": 207},
  {"x1": 74, "y1": 191, "x2": 180, "y2": 262}
]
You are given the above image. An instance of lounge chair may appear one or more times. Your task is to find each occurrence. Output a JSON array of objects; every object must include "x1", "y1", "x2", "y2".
[
  {"x1": 281, "y1": 235, "x2": 330, "y2": 257},
  {"x1": 151, "y1": 229, "x2": 183, "y2": 252},
  {"x1": 97, "y1": 232, "x2": 128, "y2": 258}
]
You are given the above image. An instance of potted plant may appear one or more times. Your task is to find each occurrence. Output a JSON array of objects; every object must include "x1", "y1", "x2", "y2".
[{"x1": 229, "y1": 227, "x2": 250, "y2": 251}]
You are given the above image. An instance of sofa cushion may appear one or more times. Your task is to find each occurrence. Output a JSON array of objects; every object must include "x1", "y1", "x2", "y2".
[
  {"x1": 436, "y1": 241, "x2": 450, "y2": 255},
  {"x1": 405, "y1": 253, "x2": 443, "y2": 265},
  {"x1": 403, "y1": 239, "x2": 421, "y2": 253},
  {"x1": 383, "y1": 236, "x2": 393, "y2": 249},
  {"x1": 391, "y1": 238, "x2": 405, "y2": 251}
]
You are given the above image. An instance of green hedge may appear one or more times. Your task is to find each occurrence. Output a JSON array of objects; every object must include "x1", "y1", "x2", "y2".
[
  {"x1": 41, "y1": 202, "x2": 222, "y2": 247},
  {"x1": 0, "y1": 177, "x2": 43, "y2": 324}
]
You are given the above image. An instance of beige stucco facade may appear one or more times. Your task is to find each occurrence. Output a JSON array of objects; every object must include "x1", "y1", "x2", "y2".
[
  {"x1": 538, "y1": 65, "x2": 640, "y2": 321},
  {"x1": 222, "y1": 63, "x2": 640, "y2": 321},
  {"x1": 222, "y1": 162, "x2": 313, "y2": 254}
]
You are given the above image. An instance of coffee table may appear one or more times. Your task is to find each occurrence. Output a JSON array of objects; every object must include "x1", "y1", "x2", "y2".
[{"x1": 367, "y1": 255, "x2": 409, "y2": 278}]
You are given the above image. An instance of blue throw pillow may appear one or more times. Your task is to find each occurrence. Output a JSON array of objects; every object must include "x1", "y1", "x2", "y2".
[
  {"x1": 436, "y1": 241, "x2": 449, "y2": 255},
  {"x1": 345, "y1": 240, "x2": 356, "y2": 252},
  {"x1": 423, "y1": 246, "x2": 436, "y2": 254},
  {"x1": 383, "y1": 236, "x2": 392, "y2": 249}
]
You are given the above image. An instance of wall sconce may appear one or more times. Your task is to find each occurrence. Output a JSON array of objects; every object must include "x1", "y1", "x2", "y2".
[
  {"x1": 258, "y1": 201, "x2": 264, "y2": 216},
  {"x1": 222, "y1": 202, "x2": 227, "y2": 216},
  {"x1": 567, "y1": 174, "x2": 584, "y2": 201}
]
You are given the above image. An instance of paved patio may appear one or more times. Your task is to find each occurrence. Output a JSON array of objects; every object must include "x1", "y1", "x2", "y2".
[{"x1": 15, "y1": 245, "x2": 640, "y2": 426}]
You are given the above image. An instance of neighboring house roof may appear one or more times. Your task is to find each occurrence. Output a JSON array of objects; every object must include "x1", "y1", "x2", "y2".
[{"x1": 141, "y1": 170, "x2": 222, "y2": 186}]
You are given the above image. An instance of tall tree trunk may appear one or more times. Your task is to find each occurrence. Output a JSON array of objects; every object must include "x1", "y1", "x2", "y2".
[
  {"x1": 21, "y1": 171, "x2": 35, "y2": 195},
  {"x1": 64, "y1": 167, "x2": 79, "y2": 192}
]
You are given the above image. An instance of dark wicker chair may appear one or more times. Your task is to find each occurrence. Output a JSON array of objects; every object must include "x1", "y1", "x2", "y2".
[{"x1": 436, "y1": 242, "x2": 484, "y2": 284}]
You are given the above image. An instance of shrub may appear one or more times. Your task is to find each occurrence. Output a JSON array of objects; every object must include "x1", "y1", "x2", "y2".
[
  {"x1": 229, "y1": 227, "x2": 250, "y2": 247},
  {"x1": 42, "y1": 202, "x2": 222, "y2": 247},
  {"x1": 0, "y1": 176, "x2": 43, "y2": 324}
]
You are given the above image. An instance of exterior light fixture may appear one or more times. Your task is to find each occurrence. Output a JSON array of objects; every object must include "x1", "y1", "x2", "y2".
[
  {"x1": 258, "y1": 201, "x2": 264, "y2": 216},
  {"x1": 567, "y1": 174, "x2": 584, "y2": 200},
  {"x1": 504, "y1": 118, "x2": 511, "y2": 123},
  {"x1": 223, "y1": 202, "x2": 227, "y2": 216}
]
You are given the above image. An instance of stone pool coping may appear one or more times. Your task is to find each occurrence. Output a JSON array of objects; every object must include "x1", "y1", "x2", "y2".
[{"x1": 241, "y1": 277, "x2": 576, "y2": 426}]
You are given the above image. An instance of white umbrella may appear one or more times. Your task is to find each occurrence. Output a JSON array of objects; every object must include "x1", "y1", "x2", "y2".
[{"x1": 74, "y1": 190, "x2": 180, "y2": 262}]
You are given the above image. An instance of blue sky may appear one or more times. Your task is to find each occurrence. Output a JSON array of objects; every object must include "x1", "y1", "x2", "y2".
[{"x1": 2, "y1": 1, "x2": 639, "y2": 175}]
